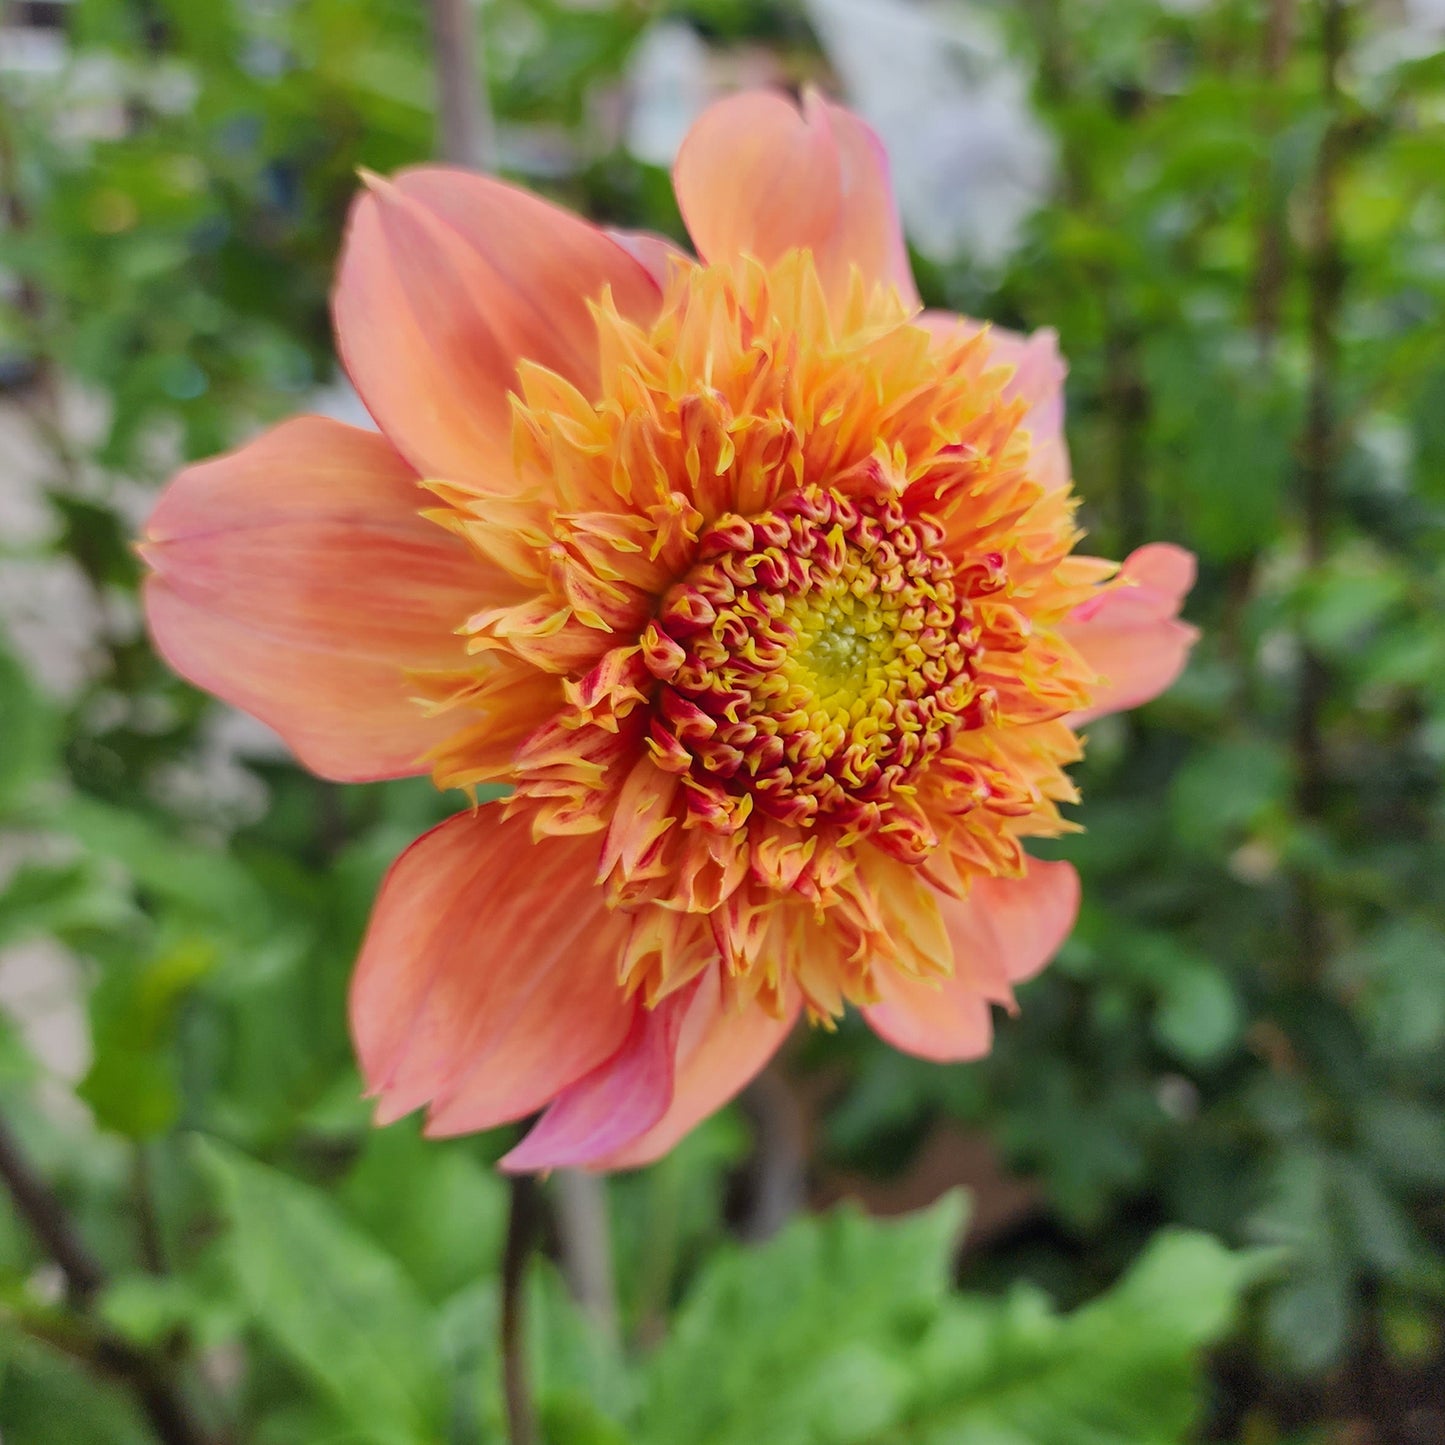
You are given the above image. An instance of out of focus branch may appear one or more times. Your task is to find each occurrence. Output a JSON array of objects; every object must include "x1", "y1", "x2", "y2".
[
  {"x1": 0, "y1": 1114, "x2": 210, "y2": 1445},
  {"x1": 425, "y1": 0, "x2": 496, "y2": 170},
  {"x1": 553, "y1": 1170, "x2": 618, "y2": 1346},
  {"x1": 740, "y1": 1064, "x2": 806, "y2": 1241}
]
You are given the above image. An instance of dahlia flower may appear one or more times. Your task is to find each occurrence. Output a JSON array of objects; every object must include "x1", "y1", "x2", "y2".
[{"x1": 141, "y1": 91, "x2": 1196, "y2": 1171}]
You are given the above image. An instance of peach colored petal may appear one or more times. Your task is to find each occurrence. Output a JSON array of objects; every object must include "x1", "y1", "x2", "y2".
[
  {"x1": 921, "y1": 314, "x2": 1070, "y2": 491},
  {"x1": 141, "y1": 416, "x2": 485, "y2": 782},
  {"x1": 333, "y1": 167, "x2": 662, "y2": 486},
  {"x1": 591, "y1": 968, "x2": 801, "y2": 1171},
  {"x1": 350, "y1": 807, "x2": 632, "y2": 1134},
  {"x1": 498, "y1": 985, "x2": 695, "y2": 1173},
  {"x1": 1065, "y1": 543, "x2": 1199, "y2": 725},
  {"x1": 863, "y1": 859, "x2": 1079, "y2": 1062},
  {"x1": 672, "y1": 89, "x2": 918, "y2": 311}
]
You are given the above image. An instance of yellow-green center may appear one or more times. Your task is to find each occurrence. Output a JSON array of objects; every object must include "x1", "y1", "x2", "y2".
[{"x1": 646, "y1": 486, "x2": 985, "y2": 836}]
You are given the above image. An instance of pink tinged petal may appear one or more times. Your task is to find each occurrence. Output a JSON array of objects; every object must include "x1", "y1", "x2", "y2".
[
  {"x1": 1065, "y1": 543, "x2": 1200, "y2": 725},
  {"x1": 863, "y1": 859, "x2": 1080, "y2": 1062},
  {"x1": 605, "y1": 227, "x2": 692, "y2": 288},
  {"x1": 672, "y1": 88, "x2": 918, "y2": 310},
  {"x1": 590, "y1": 969, "x2": 801, "y2": 1172},
  {"x1": 141, "y1": 416, "x2": 482, "y2": 783},
  {"x1": 499, "y1": 984, "x2": 696, "y2": 1173},
  {"x1": 986, "y1": 324, "x2": 1067, "y2": 439},
  {"x1": 333, "y1": 167, "x2": 662, "y2": 486},
  {"x1": 349, "y1": 807, "x2": 633, "y2": 1135},
  {"x1": 920, "y1": 314, "x2": 1070, "y2": 492}
]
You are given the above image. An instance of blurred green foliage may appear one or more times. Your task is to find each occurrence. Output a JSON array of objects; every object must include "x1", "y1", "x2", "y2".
[{"x1": 0, "y1": 0, "x2": 1442, "y2": 1441}]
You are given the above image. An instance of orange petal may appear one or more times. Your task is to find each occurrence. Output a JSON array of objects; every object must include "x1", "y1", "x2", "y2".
[
  {"x1": 499, "y1": 984, "x2": 695, "y2": 1173},
  {"x1": 863, "y1": 859, "x2": 1079, "y2": 1062},
  {"x1": 921, "y1": 314, "x2": 1070, "y2": 491},
  {"x1": 590, "y1": 967, "x2": 801, "y2": 1171},
  {"x1": 141, "y1": 416, "x2": 485, "y2": 782},
  {"x1": 350, "y1": 807, "x2": 632, "y2": 1135},
  {"x1": 1065, "y1": 543, "x2": 1199, "y2": 725},
  {"x1": 672, "y1": 89, "x2": 918, "y2": 312},
  {"x1": 333, "y1": 167, "x2": 662, "y2": 486}
]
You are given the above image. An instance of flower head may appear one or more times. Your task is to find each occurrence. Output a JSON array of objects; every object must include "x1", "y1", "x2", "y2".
[{"x1": 141, "y1": 90, "x2": 1197, "y2": 1171}]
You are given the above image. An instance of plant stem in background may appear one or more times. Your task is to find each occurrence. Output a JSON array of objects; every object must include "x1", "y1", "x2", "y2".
[
  {"x1": 0, "y1": 1113, "x2": 211, "y2": 1445},
  {"x1": 0, "y1": 1113, "x2": 106, "y2": 1306},
  {"x1": 1252, "y1": 0, "x2": 1298, "y2": 354},
  {"x1": 1104, "y1": 316, "x2": 1151, "y2": 557},
  {"x1": 425, "y1": 0, "x2": 496, "y2": 171},
  {"x1": 501, "y1": 1174, "x2": 540, "y2": 1445},
  {"x1": 1297, "y1": 0, "x2": 1346, "y2": 808},
  {"x1": 133, "y1": 1142, "x2": 169, "y2": 1276},
  {"x1": 1292, "y1": 0, "x2": 1347, "y2": 970},
  {"x1": 553, "y1": 1170, "x2": 619, "y2": 1346}
]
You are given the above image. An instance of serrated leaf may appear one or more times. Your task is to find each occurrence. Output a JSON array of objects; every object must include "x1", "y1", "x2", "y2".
[
  {"x1": 898, "y1": 1231, "x2": 1262, "y2": 1444},
  {"x1": 638, "y1": 1193, "x2": 967, "y2": 1445}
]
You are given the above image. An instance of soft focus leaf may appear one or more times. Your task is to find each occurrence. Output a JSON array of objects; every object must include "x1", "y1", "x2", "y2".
[{"x1": 198, "y1": 1138, "x2": 447, "y2": 1444}]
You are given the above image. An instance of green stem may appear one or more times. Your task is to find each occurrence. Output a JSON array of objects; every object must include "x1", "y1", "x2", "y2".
[{"x1": 501, "y1": 1174, "x2": 540, "y2": 1445}]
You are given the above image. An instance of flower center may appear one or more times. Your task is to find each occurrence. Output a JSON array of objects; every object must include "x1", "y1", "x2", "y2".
[{"x1": 645, "y1": 486, "x2": 985, "y2": 840}]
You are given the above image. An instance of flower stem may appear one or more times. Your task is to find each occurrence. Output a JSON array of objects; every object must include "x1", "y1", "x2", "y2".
[{"x1": 501, "y1": 1173, "x2": 540, "y2": 1445}]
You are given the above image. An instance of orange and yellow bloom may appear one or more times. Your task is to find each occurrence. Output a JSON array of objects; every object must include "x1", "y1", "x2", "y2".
[{"x1": 140, "y1": 91, "x2": 1196, "y2": 1171}]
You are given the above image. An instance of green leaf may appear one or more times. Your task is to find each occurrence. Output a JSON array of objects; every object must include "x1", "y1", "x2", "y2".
[
  {"x1": 638, "y1": 1193, "x2": 967, "y2": 1445},
  {"x1": 1153, "y1": 961, "x2": 1242, "y2": 1066},
  {"x1": 0, "y1": 1337, "x2": 153, "y2": 1445},
  {"x1": 339, "y1": 1122, "x2": 506, "y2": 1303},
  {"x1": 1359, "y1": 1097, "x2": 1445, "y2": 1190},
  {"x1": 197, "y1": 1138, "x2": 447, "y2": 1444},
  {"x1": 1263, "y1": 1266, "x2": 1352, "y2": 1377},
  {"x1": 0, "y1": 644, "x2": 55, "y2": 810},
  {"x1": 1331, "y1": 919, "x2": 1445, "y2": 1057},
  {"x1": 78, "y1": 938, "x2": 215, "y2": 1137},
  {"x1": 899, "y1": 1231, "x2": 1265, "y2": 1445},
  {"x1": 50, "y1": 795, "x2": 270, "y2": 931},
  {"x1": 0, "y1": 860, "x2": 134, "y2": 951},
  {"x1": 1169, "y1": 740, "x2": 1291, "y2": 858},
  {"x1": 98, "y1": 1269, "x2": 239, "y2": 1351},
  {"x1": 637, "y1": 1200, "x2": 1256, "y2": 1445}
]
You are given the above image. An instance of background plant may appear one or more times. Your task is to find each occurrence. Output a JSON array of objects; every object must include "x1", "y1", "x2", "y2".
[{"x1": 0, "y1": 1, "x2": 1441, "y2": 1441}]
